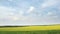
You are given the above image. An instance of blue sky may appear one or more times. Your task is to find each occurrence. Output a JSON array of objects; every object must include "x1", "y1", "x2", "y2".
[{"x1": 0, "y1": 0, "x2": 60, "y2": 25}]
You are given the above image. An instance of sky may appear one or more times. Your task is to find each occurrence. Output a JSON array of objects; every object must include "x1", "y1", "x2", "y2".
[{"x1": 0, "y1": 0, "x2": 60, "y2": 25}]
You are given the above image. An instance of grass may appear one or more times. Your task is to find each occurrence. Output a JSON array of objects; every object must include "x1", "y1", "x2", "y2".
[
  {"x1": 0, "y1": 30, "x2": 60, "y2": 34},
  {"x1": 0, "y1": 25, "x2": 60, "y2": 34}
]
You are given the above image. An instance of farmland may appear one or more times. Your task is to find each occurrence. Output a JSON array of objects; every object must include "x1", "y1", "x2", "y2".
[{"x1": 0, "y1": 25, "x2": 60, "y2": 34}]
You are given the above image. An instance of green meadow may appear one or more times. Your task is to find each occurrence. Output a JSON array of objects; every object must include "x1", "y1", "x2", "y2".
[
  {"x1": 0, "y1": 30, "x2": 60, "y2": 34},
  {"x1": 0, "y1": 25, "x2": 60, "y2": 34}
]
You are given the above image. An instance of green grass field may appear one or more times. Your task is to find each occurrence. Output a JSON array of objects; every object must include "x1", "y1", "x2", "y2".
[
  {"x1": 0, "y1": 25, "x2": 60, "y2": 34},
  {"x1": 0, "y1": 30, "x2": 60, "y2": 34}
]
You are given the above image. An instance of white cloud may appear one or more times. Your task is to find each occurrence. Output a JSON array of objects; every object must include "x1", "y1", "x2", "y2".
[
  {"x1": 11, "y1": 16, "x2": 19, "y2": 21},
  {"x1": 47, "y1": 12, "x2": 53, "y2": 15},
  {"x1": 0, "y1": 6, "x2": 16, "y2": 12},
  {"x1": 9, "y1": 12, "x2": 14, "y2": 16},
  {"x1": 0, "y1": 0, "x2": 60, "y2": 25},
  {"x1": 19, "y1": 10, "x2": 24, "y2": 16},
  {"x1": 27, "y1": 6, "x2": 35, "y2": 13},
  {"x1": 0, "y1": 6, "x2": 33, "y2": 21},
  {"x1": 41, "y1": 0, "x2": 58, "y2": 9},
  {"x1": 0, "y1": 6, "x2": 16, "y2": 19}
]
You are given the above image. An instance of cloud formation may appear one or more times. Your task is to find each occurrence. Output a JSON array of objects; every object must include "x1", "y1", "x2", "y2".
[
  {"x1": 0, "y1": 0, "x2": 60, "y2": 25},
  {"x1": 41, "y1": 0, "x2": 58, "y2": 9}
]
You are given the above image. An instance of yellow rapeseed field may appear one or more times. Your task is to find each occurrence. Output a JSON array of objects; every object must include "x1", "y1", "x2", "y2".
[{"x1": 0, "y1": 25, "x2": 60, "y2": 31}]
